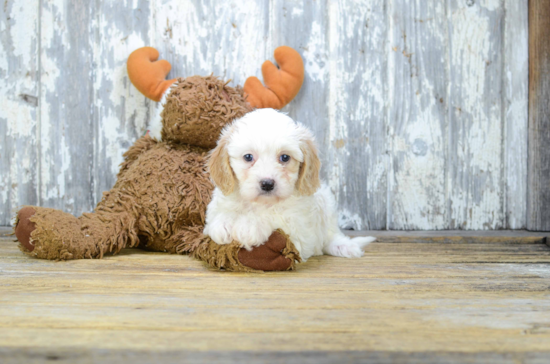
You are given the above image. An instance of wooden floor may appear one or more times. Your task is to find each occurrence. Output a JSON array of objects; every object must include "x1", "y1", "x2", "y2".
[{"x1": 1, "y1": 228, "x2": 550, "y2": 363}]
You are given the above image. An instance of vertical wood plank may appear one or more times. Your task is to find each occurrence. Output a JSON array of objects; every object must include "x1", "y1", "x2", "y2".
[
  {"x1": 268, "y1": 1, "x2": 330, "y2": 189},
  {"x1": 448, "y1": 0, "x2": 505, "y2": 229},
  {"x1": 503, "y1": 0, "x2": 528, "y2": 229},
  {"x1": 39, "y1": 0, "x2": 95, "y2": 215},
  {"x1": 326, "y1": 0, "x2": 388, "y2": 230},
  {"x1": 0, "y1": 0, "x2": 39, "y2": 225},
  {"x1": 387, "y1": 1, "x2": 448, "y2": 229},
  {"x1": 91, "y1": 0, "x2": 152, "y2": 202},
  {"x1": 527, "y1": 0, "x2": 550, "y2": 231},
  {"x1": 151, "y1": 0, "x2": 269, "y2": 91}
]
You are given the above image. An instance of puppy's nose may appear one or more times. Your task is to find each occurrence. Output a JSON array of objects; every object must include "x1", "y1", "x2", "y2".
[{"x1": 260, "y1": 179, "x2": 275, "y2": 192}]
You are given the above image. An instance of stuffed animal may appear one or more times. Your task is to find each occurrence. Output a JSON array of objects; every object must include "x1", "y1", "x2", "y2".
[{"x1": 13, "y1": 46, "x2": 305, "y2": 272}]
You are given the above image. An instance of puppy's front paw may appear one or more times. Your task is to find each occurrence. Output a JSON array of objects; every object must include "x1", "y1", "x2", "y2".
[
  {"x1": 232, "y1": 222, "x2": 272, "y2": 251},
  {"x1": 204, "y1": 222, "x2": 233, "y2": 245}
]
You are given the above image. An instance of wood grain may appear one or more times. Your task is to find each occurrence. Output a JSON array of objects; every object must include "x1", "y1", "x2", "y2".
[
  {"x1": 0, "y1": 235, "x2": 549, "y2": 361},
  {"x1": 527, "y1": 0, "x2": 550, "y2": 231},
  {"x1": 1, "y1": 348, "x2": 549, "y2": 364}
]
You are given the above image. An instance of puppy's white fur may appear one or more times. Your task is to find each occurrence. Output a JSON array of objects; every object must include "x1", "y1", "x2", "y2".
[{"x1": 203, "y1": 109, "x2": 375, "y2": 261}]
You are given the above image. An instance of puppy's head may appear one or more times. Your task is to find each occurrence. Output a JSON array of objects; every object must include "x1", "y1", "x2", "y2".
[{"x1": 208, "y1": 109, "x2": 320, "y2": 203}]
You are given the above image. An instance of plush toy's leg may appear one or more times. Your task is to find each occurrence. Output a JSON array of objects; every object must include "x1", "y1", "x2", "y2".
[
  {"x1": 187, "y1": 228, "x2": 301, "y2": 272},
  {"x1": 140, "y1": 225, "x2": 300, "y2": 272},
  {"x1": 236, "y1": 230, "x2": 301, "y2": 271},
  {"x1": 14, "y1": 206, "x2": 139, "y2": 260},
  {"x1": 14, "y1": 207, "x2": 38, "y2": 252},
  {"x1": 138, "y1": 225, "x2": 207, "y2": 254},
  {"x1": 14, "y1": 206, "x2": 98, "y2": 260}
]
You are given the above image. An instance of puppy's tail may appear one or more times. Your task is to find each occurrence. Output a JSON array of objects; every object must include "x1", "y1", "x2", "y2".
[{"x1": 323, "y1": 234, "x2": 376, "y2": 258}]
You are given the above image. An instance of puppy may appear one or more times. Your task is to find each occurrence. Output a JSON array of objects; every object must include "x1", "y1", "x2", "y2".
[{"x1": 203, "y1": 108, "x2": 375, "y2": 261}]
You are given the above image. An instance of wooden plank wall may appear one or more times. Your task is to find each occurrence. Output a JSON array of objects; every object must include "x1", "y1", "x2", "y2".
[{"x1": 0, "y1": 0, "x2": 529, "y2": 230}]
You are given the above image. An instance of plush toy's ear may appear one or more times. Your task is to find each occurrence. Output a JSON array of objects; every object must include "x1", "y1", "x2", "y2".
[
  {"x1": 296, "y1": 136, "x2": 321, "y2": 196},
  {"x1": 127, "y1": 47, "x2": 177, "y2": 102},
  {"x1": 243, "y1": 46, "x2": 304, "y2": 109},
  {"x1": 208, "y1": 130, "x2": 237, "y2": 195}
]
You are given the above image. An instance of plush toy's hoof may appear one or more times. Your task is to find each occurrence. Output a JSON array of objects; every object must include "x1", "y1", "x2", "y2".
[
  {"x1": 238, "y1": 231, "x2": 293, "y2": 271},
  {"x1": 15, "y1": 207, "x2": 37, "y2": 252}
]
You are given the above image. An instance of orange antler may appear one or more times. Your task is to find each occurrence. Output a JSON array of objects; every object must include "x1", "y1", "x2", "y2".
[
  {"x1": 127, "y1": 47, "x2": 176, "y2": 102},
  {"x1": 244, "y1": 46, "x2": 304, "y2": 109}
]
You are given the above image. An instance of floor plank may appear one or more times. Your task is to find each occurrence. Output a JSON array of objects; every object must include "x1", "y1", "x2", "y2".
[{"x1": 0, "y1": 233, "x2": 549, "y2": 363}]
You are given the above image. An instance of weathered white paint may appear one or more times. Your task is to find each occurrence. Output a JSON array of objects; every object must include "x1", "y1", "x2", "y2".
[
  {"x1": 387, "y1": 0, "x2": 448, "y2": 230},
  {"x1": 448, "y1": 0, "x2": 505, "y2": 229},
  {"x1": 327, "y1": 0, "x2": 387, "y2": 230},
  {"x1": 39, "y1": 0, "x2": 95, "y2": 215},
  {"x1": 0, "y1": 0, "x2": 39, "y2": 224},
  {"x1": 0, "y1": 0, "x2": 530, "y2": 230},
  {"x1": 152, "y1": 0, "x2": 269, "y2": 86},
  {"x1": 91, "y1": 0, "x2": 152, "y2": 200},
  {"x1": 503, "y1": 0, "x2": 528, "y2": 229}
]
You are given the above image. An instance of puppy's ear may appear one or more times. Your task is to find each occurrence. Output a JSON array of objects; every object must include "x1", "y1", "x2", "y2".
[
  {"x1": 296, "y1": 136, "x2": 321, "y2": 196},
  {"x1": 208, "y1": 131, "x2": 237, "y2": 195}
]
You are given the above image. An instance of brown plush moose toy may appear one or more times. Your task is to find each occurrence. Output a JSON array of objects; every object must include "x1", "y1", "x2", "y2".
[{"x1": 13, "y1": 46, "x2": 305, "y2": 272}]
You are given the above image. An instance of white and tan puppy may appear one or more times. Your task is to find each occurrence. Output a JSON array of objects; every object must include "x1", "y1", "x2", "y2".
[{"x1": 203, "y1": 108, "x2": 375, "y2": 261}]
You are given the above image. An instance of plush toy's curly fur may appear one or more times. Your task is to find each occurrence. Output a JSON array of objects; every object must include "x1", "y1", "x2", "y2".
[
  {"x1": 161, "y1": 76, "x2": 250, "y2": 148},
  {"x1": 14, "y1": 76, "x2": 301, "y2": 271}
]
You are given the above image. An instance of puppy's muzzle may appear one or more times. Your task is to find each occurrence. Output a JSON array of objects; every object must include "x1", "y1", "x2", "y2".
[{"x1": 260, "y1": 179, "x2": 275, "y2": 192}]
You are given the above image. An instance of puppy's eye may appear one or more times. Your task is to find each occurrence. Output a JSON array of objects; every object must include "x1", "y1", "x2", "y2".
[
  {"x1": 279, "y1": 154, "x2": 291, "y2": 163},
  {"x1": 243, "y1": 154, "x2": 254, "y2": 162}
]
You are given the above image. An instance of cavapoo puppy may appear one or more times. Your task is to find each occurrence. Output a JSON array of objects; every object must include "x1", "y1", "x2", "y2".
[{"x1": 203, "y1": 108, "x2": 375, "y2": 261}]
